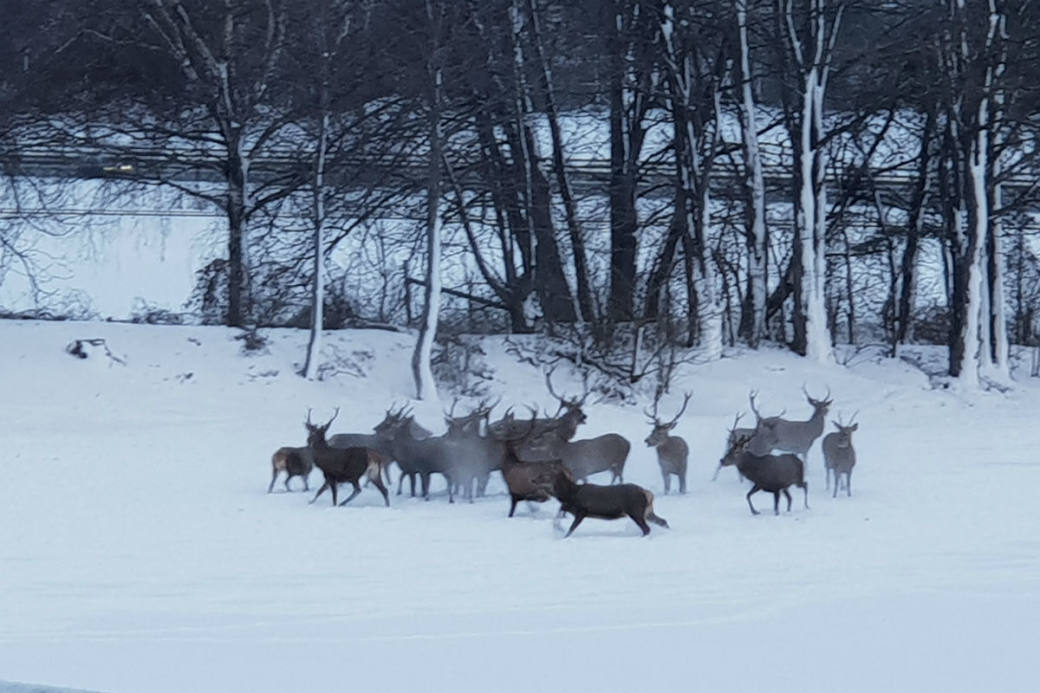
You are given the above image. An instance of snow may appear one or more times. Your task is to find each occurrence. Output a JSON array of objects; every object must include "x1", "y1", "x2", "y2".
[{"x1": 1, "y1": 320, "x2": 1038, "y2": 693}]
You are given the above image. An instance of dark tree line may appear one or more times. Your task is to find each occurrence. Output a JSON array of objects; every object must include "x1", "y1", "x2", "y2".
[{"x1": 2, "y1": 0, "x2": 1040, "y2": 385}]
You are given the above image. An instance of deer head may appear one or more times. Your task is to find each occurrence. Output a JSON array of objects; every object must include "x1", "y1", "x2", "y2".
[
  {"x1": 545, "y1": 366, "x2": 589, "y2": 425},
  {"x1": 831, "y1": 411, "x2": 859, "y2": 447},
  {"x1": 644, "y1": 391, "x2": 691, "y2": 448},
  {"x1": 304, "y1": 407, "x2": 340, "y2": 448},
  {"x1": 803, "y1": 384, "x2": 833, "y2": 418}
]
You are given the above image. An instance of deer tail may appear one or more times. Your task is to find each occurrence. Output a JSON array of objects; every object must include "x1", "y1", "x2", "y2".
[
  {"x1": 366, "y1": 452, "x2": 388, "y2": 482},
  {"x1": 643, "y1": 489, "x2": 670, "y2": 528},
  {"x1": 271, "y1": 448, "x2": 289, "y2": 472}
]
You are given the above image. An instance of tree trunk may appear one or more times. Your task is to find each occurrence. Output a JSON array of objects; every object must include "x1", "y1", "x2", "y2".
[
  {"x1": 525, "y1": 0, "x2": 596, "y2": 323},
  {"x1": 736, "y1": 0, "x2": 767, "y2": 348},
  {"x1": 412, "y1": 57, "x2": 443, "y2": 401},
  {"x1": 226, "y1": 136, "x2": 249, "y2": 328},
  {"x1": 303, "y1": 110, "x2": 330, "y2": 380}
]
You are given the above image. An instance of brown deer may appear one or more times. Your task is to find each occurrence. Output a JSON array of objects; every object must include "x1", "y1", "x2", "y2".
[
  {"x1": 551, "y1": 469, "x2": 669, "y2": 537},
  {"x1": 267, "y1": 446, "x2": 313, "y2": 493},
  {"x1": 488, "y1": 367, "x2": 588, "y2": 461},
  {"x1": 822, "y1": 412, "x2": 858, "y2": 497},
  {"x1": 304, "y1": 409, "x2": 390, "y2": 507},
  {"x1": 644, "y1": 391, "x2": 691, "y2": 494},
  {"x1": 719, "y1": 414, "x2": 808, "y2": 516},
  {"x1": 493, "y1": 409, "x2": 571, "y2": 517}
]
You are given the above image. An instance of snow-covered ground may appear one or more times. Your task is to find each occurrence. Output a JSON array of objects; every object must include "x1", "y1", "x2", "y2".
[{"x1": 1, "y1": 320, "x2": 1038, "y2": 693}]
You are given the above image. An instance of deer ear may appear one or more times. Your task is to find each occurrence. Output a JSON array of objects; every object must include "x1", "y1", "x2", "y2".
[
  {"x1": 833, "y1": 421, "x2": 841, "y2": 430},
  {"x1": 850, "y1": 423, "x2": 858, "y2": 431}
]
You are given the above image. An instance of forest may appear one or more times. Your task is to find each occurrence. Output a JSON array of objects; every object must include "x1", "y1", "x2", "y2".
[{"x1": 2, "y1": 0, "x2": 1039, "y2": 390}]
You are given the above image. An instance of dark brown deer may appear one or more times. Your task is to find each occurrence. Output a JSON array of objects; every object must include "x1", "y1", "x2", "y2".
[
  {"x1": 644, "y1": 392, "x2": 691, "y2": 494},
  {"x1": 491, "y1": 410, "x2": 570, "y2": 517},
  {"x1": 551, "y1": 469, "x2": 669, "y2": 537},
  {"x1": 304, "y1": 409, "x2": 390, "y2": 507},
  {"x1": 268, "y1": 446, "x2": 313, "y2": 493},
  {"x1": 822, "y1": 412, "x2": 858, "y2": 497},
  {"x1": 719, "y1": 414, "x2": 808, "y2": 516},
  {"x1": 712, "y1": 391, "x2": 781, "y2": 482}
]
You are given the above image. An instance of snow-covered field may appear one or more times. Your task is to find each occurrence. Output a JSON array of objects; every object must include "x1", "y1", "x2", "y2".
[{"x1": 1, "y1": 320, "x2": 1038, "y2": 693}]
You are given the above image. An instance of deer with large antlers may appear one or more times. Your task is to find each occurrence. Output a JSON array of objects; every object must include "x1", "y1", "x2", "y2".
[
  {"x1": 755, "y1": 385, "x2": 832, "y2": 469},
  {"x1": 712, "y1": 391, "x2": 781, "y2": 482},
  {"x1": 822, "y1": 411, "x2": 858, "y2": 497},
  {"x1": 644, "y1": 392, "x2": 691, "y2": 494},
  {"x1": 304, "y1": 408, "x2": 390, "y2": 507},
  {"x1": 487, "y1": 367, "x2": 589, "y2": 461},
  {"x1": 719, "y1": 413, "x2": 808, "y2": 516}
]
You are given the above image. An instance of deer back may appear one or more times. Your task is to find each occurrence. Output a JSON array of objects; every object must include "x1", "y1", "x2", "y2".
[{"x1": 558, "y1": 433, "x2": 630, "y2": 478}]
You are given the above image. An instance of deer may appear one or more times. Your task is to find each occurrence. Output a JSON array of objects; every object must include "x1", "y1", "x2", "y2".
[
  {"x1": 712, "y1": 390, "x2": 781, "y2": 482},
  {"x1": 822, "y1": 412, "x2": 858, "y2": 497},
  {"x1": 644, "y1": 391, "x2": 691, "y2": 494},
  {"x1": 488, "y1": 367, "x2": 589, "y2": 461},
  {"x1": 557, "y1": 433, "x2": 631, "y2": 484},
  {"x1": 371, "y1": 404, "x2": 433, "y2": 497},
  {"x1": 490, "y1": 408, "x2": 569, "y2": 517},
  {"x1": 719, "y1": 413, "x2": 808, "y2": 516},
  {"x1": 443, "y1": 398, "x2": 504, "y2": 501},
  {"x1": 304, "y1": 409, "x2": 390, "y2": 507},
  {"x1": 267, "y1": 446, "x2": 313, "y2": 493},
  {"x1": 373, "y1": 407, "x2": 461, "y2": 503},
  {"x1": 551, "y1": 468, "x2": 669, "y2": 537},
  {"x1": 755, "y1": 384, "x2": 832, "y2": 469}
]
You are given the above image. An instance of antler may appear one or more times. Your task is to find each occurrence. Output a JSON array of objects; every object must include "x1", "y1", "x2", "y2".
[
  {"x1": 306, "y1": 407, "x2": 314, "y2": 426},
  {"x1": 803, "y1": 383, "x2": 833, "y2": 404},
  {"x1": 748, "y1": 390, "x2": 762, "y2": 421},
  {"x1": 730, "y1": 411, "x2": 744, "y2": 432},
  {"x1": 324, "y1": 407, "x2": 340, "y2": 429},
  {"x1": 545, "y1": 366, "x2": 565, "y2": 403},
  {"x1": 665, "y1": 392, "x2": 692, "y2": 427}
]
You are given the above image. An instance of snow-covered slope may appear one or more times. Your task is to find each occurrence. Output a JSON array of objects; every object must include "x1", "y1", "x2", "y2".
[{"x1": 1, "y1": 321, "x2": 1037, "y2": 693}]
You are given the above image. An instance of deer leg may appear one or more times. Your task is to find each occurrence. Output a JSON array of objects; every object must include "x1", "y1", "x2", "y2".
[
  {"x1": 832, "y1": 473, "x2": 839, "y2": 498},
  {"x1": 372, "y1": 475, "x2": 390, "y2": 507},
  {"x1": 661, "y1": 469, "x2": 670, "y2": 495},
  {"x1": 330, "y1": 481, "x2": 339, "y2": 506},
  {"x1": 564, "y1": 513, "x2": 586, "y2": 538},
  {"x1": 711, "y1": 464, "x2": 722, "y2": 482},
  {"x1": 339, "y1": 481, "x2": 362, "y2": 506},
  {"x1": 396, "y1": 470, "x2": 405, "y2": 496},
  {"x1": 772, "y1": 491, "x2": 781, "y2": 515},
  {"x1": 309, "y1": 480, "x2": 330, "y2": 505},
  {"x1": 629, "y1": 511, "x2": 651, "y2": 536},
  {"x1": 846, "y1": 472, "x2": 852, "y2": 497},
  {"x1": 302, "y1": 473, "x2": 310, "y2": 492},
  {"x1": 268, "y1": 469, "x2": 279, "y2": 494},
  {"x1": 783, "y1": 488, "x2": 793, "y2": 512},
  {"x1": 801, "y1": 481, "x2": 810, "y2": 509},
  {"x1": 284, "y1": 475, "x2": 293, "y2": 492},
  {"x1": 746, "y1": 485, "x2": 761, "y2": 515},
  {"x1": 508, "y1": 496, "x2": 519, "y2": 517},
  {"x1": 679, "y1": 471, "x2": 687, "y2": 494}
]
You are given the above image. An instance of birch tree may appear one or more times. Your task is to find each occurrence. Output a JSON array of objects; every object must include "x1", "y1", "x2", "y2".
[
  {"x1": 412, "y1": 0, "x2": 447, "y2": 401},
  {"x1": 734, "y1": 0, "x2": 768, "y2": 347},
  {"x1": 776, "y1": 0, "x2": 844, "y2": 362}
]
